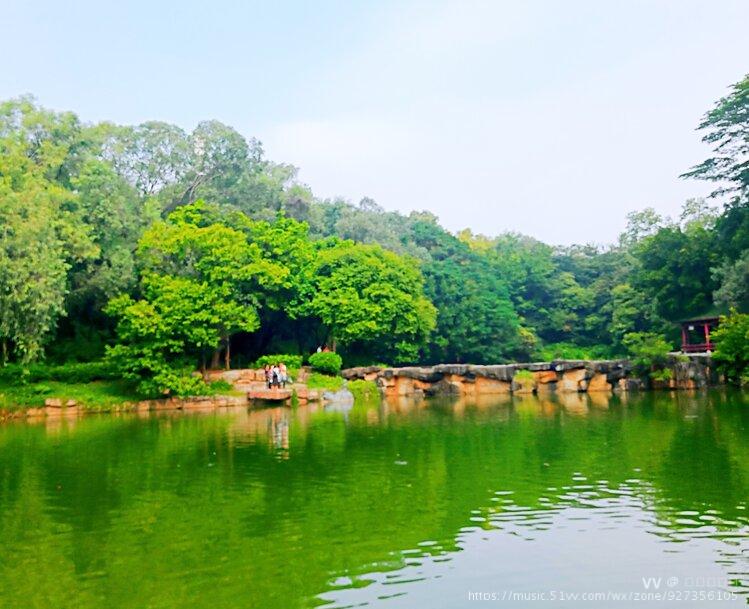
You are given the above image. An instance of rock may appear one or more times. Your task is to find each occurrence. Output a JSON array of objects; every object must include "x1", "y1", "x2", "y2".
[
  {"x1": 341, "y1": 366, "x2": 382, "y2": 380},
  {"x1": 522, "y1": 362, "x2": 554, "y2": 372},
  {"x1": 474, "y1": 377, "x2": 513, "y2": 394},
  {"x1": 393, "y1": 367, "x2": 445, "y2": 383},
  {"x1": 534, "y1": 370, "x2": 558, "y2": 384},
  {"x1": 557, "y1": 368, "x2": 587, "y2": 392},
  {"x1": 471, "y1": 365, "x2": 516, "y2": 382},
  {"x1": 587, "y1": 372, "x2": 611, "y2": 392},
  {"x1": 65, "y1": 399, "x2": 77, "y2": 407},
  {"x1": 552, "y1": 360, "x2": 587, "y2": 372},
  {"x1": 338, "y1": 357, "x2": 724, "y2": 398},
  {"x1": 322, "y1": 388, "x2": 354, "y2": 405},
  {"x1": 44, "y1": 398, "x2": 63, "y2": 408}
]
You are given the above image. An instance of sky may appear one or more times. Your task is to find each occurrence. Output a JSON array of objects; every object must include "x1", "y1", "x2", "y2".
[{"x1": 3, "y1": 0, "x2": 748, "y2": 245}]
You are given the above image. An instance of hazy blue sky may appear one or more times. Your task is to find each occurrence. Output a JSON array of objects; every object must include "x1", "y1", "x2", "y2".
[{"x1": 3, "y1": 0, "x2": 748, "y2": 244}]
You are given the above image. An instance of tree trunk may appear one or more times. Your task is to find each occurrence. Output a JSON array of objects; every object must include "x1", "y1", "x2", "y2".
[
  {"x1": 224, "y1": 336, "x2": 231, "y2": 370},
  {"x1": 210, "y1": 348, "x2": 221, "y2": 370},
  {"x1": 1, "y1": 339, "x2": 7, "y2": 366}
]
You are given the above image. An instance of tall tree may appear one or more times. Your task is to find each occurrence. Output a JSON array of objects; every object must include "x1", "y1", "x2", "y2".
[
  {"x1": 682, "y1": 74, "x2": 748, "y2": 202},
  {"x1": 292, "y1": 239, "x2": 436, "y2": 363}
]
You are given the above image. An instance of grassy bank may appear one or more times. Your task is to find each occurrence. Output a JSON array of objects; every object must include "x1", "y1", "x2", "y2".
[
  {"x1": 0, "y1": 366, "x2": 378, "y2": 413},
  {"x1": 0, "y1": 378, "x2": 244, "y2": 412},
  {"x1": 0, "y1": 379, "x2": 138, "y2": 411}
]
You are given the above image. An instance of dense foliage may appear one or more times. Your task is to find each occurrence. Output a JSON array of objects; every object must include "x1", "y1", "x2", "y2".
[
  {"x1": 712, "y1": 311, "x2": 749, "y2": 384},
  {"x1": 308, "y1": 352, "x2": 343, "y2": 376},
  {"x1": 0, "y1": 74, "x2": 747, "y2": 393}
]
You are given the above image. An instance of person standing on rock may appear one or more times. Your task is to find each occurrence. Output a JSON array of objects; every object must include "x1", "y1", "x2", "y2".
[
  {"x1": 279, "y1": 362, "x2": 288, "y2": 388},
  {"x1": 271, "y1": 364, "x2": 280, "y2": 388},
  {"x1": 264, "y1": 365, "x2": 272, "y2": 389}
]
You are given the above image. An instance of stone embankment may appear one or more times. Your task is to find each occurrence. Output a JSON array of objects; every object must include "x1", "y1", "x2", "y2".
[{"x1": 342, "y1": 355, "x2": 720, "y2": 398}]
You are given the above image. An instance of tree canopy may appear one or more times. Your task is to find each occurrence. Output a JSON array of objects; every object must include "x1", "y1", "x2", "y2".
[{"x1": 1, "y1": 73, "x2": 748, "y2": 384}]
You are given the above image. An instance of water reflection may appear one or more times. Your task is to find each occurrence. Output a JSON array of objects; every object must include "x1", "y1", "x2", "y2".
[{"x1": 0, "y1": 389, "x2": 747, "y2": 608}]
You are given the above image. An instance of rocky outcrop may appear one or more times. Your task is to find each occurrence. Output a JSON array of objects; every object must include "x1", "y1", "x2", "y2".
[{"x1": 342, "y1": 355, "x2": 721, "y2": 398}]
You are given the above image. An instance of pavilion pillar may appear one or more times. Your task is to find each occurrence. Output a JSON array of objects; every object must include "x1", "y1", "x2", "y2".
[
  {"x1": 704, "y1": 323, "x2": 711, "y2": 352},
  {"x1": 681, "y1": 325, "x2": 687, "y2": 352}
]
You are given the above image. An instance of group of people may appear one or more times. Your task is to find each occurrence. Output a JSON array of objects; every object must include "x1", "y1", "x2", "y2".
[{"x1": 264, "y1": 363, "x2": 289, "y2": 389}]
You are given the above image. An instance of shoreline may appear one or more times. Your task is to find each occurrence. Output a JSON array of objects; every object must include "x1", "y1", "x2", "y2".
[{"x1": 0, "y1": 355, "x2": 727, "y2": 422}]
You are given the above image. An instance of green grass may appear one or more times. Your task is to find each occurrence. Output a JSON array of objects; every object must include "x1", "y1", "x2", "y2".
[
  {"x1": 305, "y1": 373, "x2": 344, "y2": 391},
  {"x1": 0, "y1": 379, "x2": 139, "y2": 411}
]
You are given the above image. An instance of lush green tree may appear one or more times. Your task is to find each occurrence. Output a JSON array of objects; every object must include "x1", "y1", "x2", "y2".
[
  {"x1": 619, "y1": 208, "x2": 668, "y2": 247},
  {"x1": 292, "y1": 239, "x2": 436, "y2": 364},
  {"x1": 106, "y1": 202, "x2": 287, "y2": 393},
  {"x1": 0, "y1": 99, "x2": 97, "y2": 363},
  {"x1": 410, "y1": 221, "x2": 527, "y2": 363},
  {"x1": 632, "y1": 226, "x2": 717, "y2": 321},
  {"x1": 713, "y1": 250, "x2": 749, "y2": 312},
  {"x1": 608, "y1": 283, "x2": 668, "y2": 348},
  {"x1": 97, "y1": 120, "x2": 191, "y2": 198}
]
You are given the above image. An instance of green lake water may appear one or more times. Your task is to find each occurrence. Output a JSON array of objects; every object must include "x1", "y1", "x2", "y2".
[{"x1": 1, "y1": 390, "x2": 748, "y2": 608}]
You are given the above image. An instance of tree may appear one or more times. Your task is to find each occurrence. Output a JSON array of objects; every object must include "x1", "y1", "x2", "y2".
[
  {"x1": 632, "y1": 225, "x2": 717, "y2": 321},
  {"x1": 0, "y1": 99, "x2": 97, "y2": 363},
  {"x1": 293, "y1": 239, "x2": 436, "y2": 363},
  {"x1": 106, "y1": 202, "x2": 287, "y2": 394},
  {"x1": 711, "y1": 311, "x2": 749, "y2": 384},
  {"x1": 609, "y1": 283, "x2": 668, "y2": 348},
  {"x1": 713, "y1": 251, "x2": 749, "y2": 312},
  {"x1": 682, "y1": 74, "x2": 748, "y2": 203},
  {"x1": 619, "y1": 208, "x2": 668, "y2": 247},
  {"x1": 410, "y1": 221, "x2": 526, "y2": 363},
  {"x1": 97, "y1": 121, "x2": 191, "y2": 198}
]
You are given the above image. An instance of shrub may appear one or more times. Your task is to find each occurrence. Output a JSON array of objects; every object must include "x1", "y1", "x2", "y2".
[
  {"x1": 622, "y1": 332, "x2": 672, "y2": 377},
  {"x1": 308, "y1": 352, "x2": 343, "y2": 375},
  {"x1": 650, "y1": 368, "x2": 673, "y2": 382},
  {"x1": 208, "y1": 379, "x2": 233, "y2": 393},
  {"x1": 712, "y1": 310, "x2": 749, "y2": 383},
  {"x1": 105, "y1": 345, "x2": 208, "y2": 398},
  {"x1": 254, "y1": 354, "x2": 304, "y2": 369},
  {"x1": 514, "y1": 369, "x2": 535, "y2": 381}
]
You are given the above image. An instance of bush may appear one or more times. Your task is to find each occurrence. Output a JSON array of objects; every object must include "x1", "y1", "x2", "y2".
[
  {"x1": 712, "y1": 310, "x2": 749, "y2": 383},
  {"x1": 308, "y1": 352, "x2": 343, "y2": 375},
  {"x1": 0, "y1": 361, "x2": 119, "y2": 385},
  {"x1": 254, "y1": 354, "x2": 304, "y2": 369},
  {"x1": 208, "y1": 379, "x2": 233, "y2": 393},
  {"x1": 650, "y1": 368, "x2": 673, "y2": 382},
  {"x1": 514, "y1": 369, "x2": 535, "y2": 381},
  {"x1": 622, "y1": 332, "x2": 672, "y2": 377}
]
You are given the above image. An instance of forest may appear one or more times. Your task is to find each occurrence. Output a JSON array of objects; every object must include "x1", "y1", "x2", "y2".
[{"x1": 0, "y1": 75, "x2": 747, "y2": 395}]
